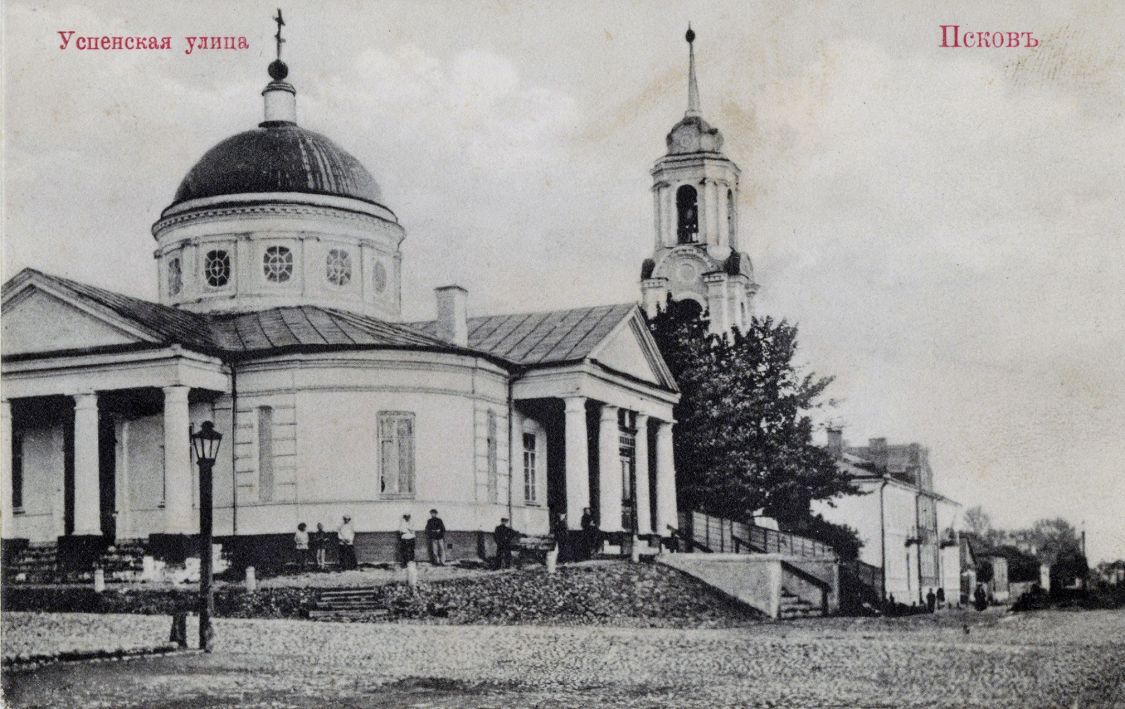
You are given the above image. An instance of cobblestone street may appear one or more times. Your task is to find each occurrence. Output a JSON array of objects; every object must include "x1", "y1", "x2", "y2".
[{"x1": 4, "y1": 608, "x2": 1124, "y2": 707}]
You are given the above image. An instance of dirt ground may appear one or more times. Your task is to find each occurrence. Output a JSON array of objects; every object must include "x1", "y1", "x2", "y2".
[{"x1": 3, "y1": 607, "x2": 1124, "y2": 707}]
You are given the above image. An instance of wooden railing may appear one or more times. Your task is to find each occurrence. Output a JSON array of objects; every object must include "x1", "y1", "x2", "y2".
[{"x1": 678, "y1": 511, "x2": 837, "y2": 559}]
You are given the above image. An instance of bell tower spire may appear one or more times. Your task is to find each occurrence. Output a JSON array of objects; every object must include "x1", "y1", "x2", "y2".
[
  {"x1": 685, "y1": 25, "x2": 701, "y2": 118},
  {"x1": 639, "y1": 26, "x2": 758, "y2": 336}
]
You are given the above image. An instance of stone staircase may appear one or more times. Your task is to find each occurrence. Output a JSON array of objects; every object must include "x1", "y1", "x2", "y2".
[
  {"x1": 5, "y1": 539, "x2": 147, "y2": 584},
  {"x1": 779, "y1": 587, "x2": 820, "y2": 619},
  {"x1": 5, "y1": 543, "x2": 58, "y2": 584},
  {"x1": 308, "y1": 587, "x2": 391, "y2": 620},
  {"x1": 99, "y1": 539, "x2": 147, "y2": 582}
]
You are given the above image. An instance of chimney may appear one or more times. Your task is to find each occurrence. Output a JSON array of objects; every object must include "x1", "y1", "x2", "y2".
[
  {"x1": 869, "y1": 437, "x2": 888, "y2": 471},
  {"x1": 826, "y1": 428, "x2": 844, "y2": 459},
  {"x1": 435, "y1": 285, "x2": 468, "y2": 347}
]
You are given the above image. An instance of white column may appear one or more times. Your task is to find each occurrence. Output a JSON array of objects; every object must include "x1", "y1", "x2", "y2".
[
  {"x1": 662, "y1": 187, "x2": 675, "y2": 247},
  {"x1": 717, "y1": 186, "x2": 730, "y2": 250},
  {"x1": 699, "y1": 180, "x2": 711, "y2": 245},
  {"x1": 705, "y1": 275, "x2": 730, "y2": 335},
  {"x1": 163, "y1": 386, "x2": 194, "y2": 534},
  {"x1": 598, "y1": 404, "x2": 622, "y2": 533},
  {"x1": 633, "y1": 413, "x2": 652, "y2": 535},
  {"x1": 654, "y1": 420, "x2": 678, "y2": 536},
  {"x1": 652, "y1": 187, "x2": 663, "y2": 252},
  {"x1": 1, "y1": 400, "x2": 12, "y2": 537},
  {"x1": 563, "y1": 397, "x2": 590, "y2": 531},
  {"x1": 72, "y1": 393, "x2": 102, "y2": 536}
]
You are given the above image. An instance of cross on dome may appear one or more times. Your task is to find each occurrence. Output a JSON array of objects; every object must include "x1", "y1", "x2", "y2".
[{"x1": 268, "y1": 9, "x2": 289, "y2": 81}]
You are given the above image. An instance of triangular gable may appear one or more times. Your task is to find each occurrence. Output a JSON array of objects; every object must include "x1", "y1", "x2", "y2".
[
  {"x1": 2, "y1": 275, "x2": 159, "y2": 356},
  {"x1": 588, "y1": 307, "x2": 678, "y2": 392}
]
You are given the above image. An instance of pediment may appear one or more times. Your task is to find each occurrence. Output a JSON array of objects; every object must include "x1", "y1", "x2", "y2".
[
  {"x1": 2, "y1": 285, "x2": 154, "y2": 356},
  {"x1": 589, "y1": 308, "x2": 677, "y2": 391}
]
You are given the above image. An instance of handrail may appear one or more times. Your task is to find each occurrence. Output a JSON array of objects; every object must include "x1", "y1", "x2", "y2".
[{"x1": 682, "y1": 510, "x2": 837, "y2": 559}]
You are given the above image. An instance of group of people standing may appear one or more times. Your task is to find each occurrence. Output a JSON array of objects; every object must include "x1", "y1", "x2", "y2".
[
  {"x1": 292, "y1": 515, "x2": 358, "y2": 572},
  {"x1": 293, "y1": 508, "x2": 607, "y2": 571}
]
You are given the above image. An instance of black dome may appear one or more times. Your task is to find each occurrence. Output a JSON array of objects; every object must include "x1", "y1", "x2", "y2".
[{"x1": 171, "y1": 124, "x2": 383, "y2": 207}]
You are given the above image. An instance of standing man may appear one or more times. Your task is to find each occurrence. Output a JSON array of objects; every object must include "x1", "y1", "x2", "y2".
[
  {"x1": 580, "y1": 507, "x2": 600, "y2": 560},
  {"x1": 425, "y1": 509, "x2": 446, "y2": 566},
  {"x1": 398, "y1": 513, "x2": 416, "y2": 568},
  {"x1": 337, "y1": 515, "x2": 357, "y2": 571},
  {"x1": 493, "y1": 517, "x2": 515, "y2": 570}
]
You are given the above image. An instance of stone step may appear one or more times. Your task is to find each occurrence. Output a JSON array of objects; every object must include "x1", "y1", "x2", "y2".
[{"x1": 307, "y1": 608, "x2": 390, "y2": 620}]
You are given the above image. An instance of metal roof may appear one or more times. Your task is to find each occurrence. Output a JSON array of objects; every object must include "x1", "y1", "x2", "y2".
[
  {"x1": 169, "y1": 125, "x2": 383, "y2": 210},
  {"x1": 5, "y1": 270, "x2": 640, "y2": 371},
  {"x1": 5, "y1": 269, "x2": 454, "y2": 359},
  {"x1": 409, "y1": 303, "x2": 637, "y2": 366}
]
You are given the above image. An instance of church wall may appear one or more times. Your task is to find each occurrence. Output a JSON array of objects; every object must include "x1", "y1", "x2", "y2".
[
  {"x1": 118, "y1": 414, "x2": 165, "y2": 539},
  {"x1": 208, "y1": 351, "x2": 522, "y2": 543},
  {"x1": 509, "y1": 407, "x2": 550, "y2": 536},
  {"x1": 155, "y1": 205, "x2": 404, "y2": 320},
  {"x1": 10, "y1": 423, "x2": 64, "y2": 541}
]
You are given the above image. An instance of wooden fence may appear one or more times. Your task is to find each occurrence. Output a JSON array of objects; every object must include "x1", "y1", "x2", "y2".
[{"x1": 678, "y1": 511, "x2": 837, "y2": 559}]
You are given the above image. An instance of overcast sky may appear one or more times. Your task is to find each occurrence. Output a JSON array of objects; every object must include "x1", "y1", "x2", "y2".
[{"x1": 4, "y1": 1, "x2": 1123, "y2": 562}]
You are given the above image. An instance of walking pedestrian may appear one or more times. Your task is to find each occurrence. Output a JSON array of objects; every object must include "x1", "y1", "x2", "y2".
[
  {"x1": 926, "y1": 588, "x2": 937, "y2": 613},
  {"x1": 398, "y1": 513, "x2": 416, "y2": 568},
  {"x1": 311, "y1": 522, "x2": 328, "y2": 570},
  {"x1": 293, "y1": 522, "x2": 311, "y2": 572},
  {"x1": 936, "y1": 586, "x2": 946, "y2": 608},
  {"x1": 337, "y1": 515, "x2": 357, "y2": 571},
  {"x1": 424, "y1": 509, "x2": 446, "y2": 566}
]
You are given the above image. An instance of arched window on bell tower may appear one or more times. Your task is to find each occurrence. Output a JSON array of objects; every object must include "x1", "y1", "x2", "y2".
[{"x1": 676, "y1": 185, "x2": 699, "y2": 244}]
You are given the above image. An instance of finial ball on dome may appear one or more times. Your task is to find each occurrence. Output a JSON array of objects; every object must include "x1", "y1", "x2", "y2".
[
  {"x1": 686, "y1": 25, "x2": 695, "y2": 43},
  {"x1": 268, "y1": 59, "x2": 289, "y2": 81}
]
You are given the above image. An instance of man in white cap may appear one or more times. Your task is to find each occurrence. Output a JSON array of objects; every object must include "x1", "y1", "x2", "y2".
[{"x1": 337, "y1": 514, "x2": 357, "y2": 570}]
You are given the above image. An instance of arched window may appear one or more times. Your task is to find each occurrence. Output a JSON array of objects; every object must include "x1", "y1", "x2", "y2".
[
  {"x1": 727, "y1": 189, "x2": 735, "y2": 246},
  {"x1": 676, "y1": 185, "x2": 699, "y2": 244}
]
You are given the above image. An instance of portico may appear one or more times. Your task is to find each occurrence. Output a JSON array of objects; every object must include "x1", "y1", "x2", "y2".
[
  {"x1": 2, "y1": 328, "x2": 230, "y2": 549},
  {"x1": 506, "y1": 308, "x2": 679, "y2": 542}
]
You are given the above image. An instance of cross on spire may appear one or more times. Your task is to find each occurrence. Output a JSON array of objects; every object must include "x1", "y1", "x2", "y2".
[{"x1": 273, "y1": 8, "x2": 286, "y2": 61}]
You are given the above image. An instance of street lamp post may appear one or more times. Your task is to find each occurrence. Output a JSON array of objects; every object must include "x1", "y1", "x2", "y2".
[{"x1": 190, "y1": 420, "x2": 223, "y2": 653}]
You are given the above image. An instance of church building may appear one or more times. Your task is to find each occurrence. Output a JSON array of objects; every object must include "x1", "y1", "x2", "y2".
[
  {"x1": 640, "y1": 27, "x2": 758, "y2": 336},
  {"x1": 0, "y1": 26, "x2": 684, "y2": 569}
]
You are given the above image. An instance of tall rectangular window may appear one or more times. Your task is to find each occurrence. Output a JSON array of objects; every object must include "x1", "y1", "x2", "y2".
[
  {"x1": 522, "y1": 432, "x2": 537, "y2": 504},
  {"x1": 486, "y1": 410, "x2": 498, "y2": 503},
  {"x1": 258, "y1": 407, "x2": 274, "y2": 502},
  {"x1": 11, "y1": 431, "x2": 23, "y2": 511},
  {"x1": 379, "y1": 411, "x2": 415, "y2": 496}
]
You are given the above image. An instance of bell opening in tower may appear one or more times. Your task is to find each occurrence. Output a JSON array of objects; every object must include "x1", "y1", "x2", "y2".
[{"x1": 676, "y1": 185, "x2": 699, "y2": 244}]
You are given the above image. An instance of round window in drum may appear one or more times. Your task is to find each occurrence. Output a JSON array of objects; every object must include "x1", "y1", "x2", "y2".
[
  {"x1": 204, "y1": 250, "x2": 230, "y2": 287},
  {"x1": 263, "y1": 245, "x2": 293, "y2": 283}
]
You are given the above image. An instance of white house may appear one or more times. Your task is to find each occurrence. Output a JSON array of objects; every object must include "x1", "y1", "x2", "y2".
[{"x1": 814, "y1": 431, "x2": 962, "y2": 605}]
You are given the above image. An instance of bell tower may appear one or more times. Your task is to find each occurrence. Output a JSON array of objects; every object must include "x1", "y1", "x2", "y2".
[{"x1": 640, "y1": 27, "x2": 758, "y2": 336}]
